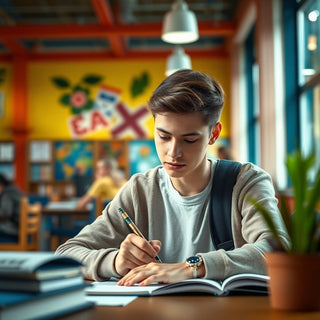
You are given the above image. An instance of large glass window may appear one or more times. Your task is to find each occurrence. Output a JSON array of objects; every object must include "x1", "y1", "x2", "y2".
[
  {"x1": 245, "y1": 27, "x2": 260, "y2": 165},
  {"x1": 297, "y1": 0, "x2": 320, "y2": 85},
  {"x1": 297, "y1": 0, "x2": 320, "y2": 172}
]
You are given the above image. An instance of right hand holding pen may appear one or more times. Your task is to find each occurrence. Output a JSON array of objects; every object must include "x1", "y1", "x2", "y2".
[{"x1": 115, "y1": 234, "x2": 161, "y2": 276}]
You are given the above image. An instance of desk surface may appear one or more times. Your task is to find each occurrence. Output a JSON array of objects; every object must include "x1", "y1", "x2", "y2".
[
  {"x1": 42, "y1": 200, "x2": 91, "y2": 214},
  {"x1": 59, "y1": 295, "x2": 320, "y2": 320}
]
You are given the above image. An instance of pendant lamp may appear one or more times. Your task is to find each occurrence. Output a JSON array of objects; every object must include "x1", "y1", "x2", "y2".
[
  {"x1": 165, "y1": 46, "x2": 192, "y2": 76},
  {"x1": 162, "y1": 0, "x2": 199, "y2": 44}
]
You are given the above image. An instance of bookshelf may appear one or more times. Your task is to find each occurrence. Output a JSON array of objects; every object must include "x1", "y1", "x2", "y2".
[
  {"x1": 0, "y1": 141, "x2": 15, "y2": 180},
  {"x1": 1, "y1": 139, "x2": 160, "y2": 197},
  {"x1": 27, "y1": 140, "x2": 129, "y2": 200}
]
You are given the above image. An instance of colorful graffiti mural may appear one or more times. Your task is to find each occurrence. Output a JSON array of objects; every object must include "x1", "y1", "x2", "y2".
[{"x1": 52, "y1": 72, "x2": 151, "y2": 139}]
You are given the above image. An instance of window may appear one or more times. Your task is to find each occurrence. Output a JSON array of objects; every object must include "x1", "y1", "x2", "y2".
[
  {"x1": 245, "y1": 27, "x2": 260, "y2": 165},
  {"x1": 297, "y1": 0, "x2": 320, "y2": 171}
]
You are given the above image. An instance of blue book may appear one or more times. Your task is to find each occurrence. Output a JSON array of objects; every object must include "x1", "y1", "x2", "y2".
[
  {"x1": 0, "y1": 275, "x2": 84, "y2": 292},
  {"x1": 0, "y1": 284, "x2": 93, "y2": 320},
  {"x1": 0, "y1": 252, "x2": 82, "y2": 280}
]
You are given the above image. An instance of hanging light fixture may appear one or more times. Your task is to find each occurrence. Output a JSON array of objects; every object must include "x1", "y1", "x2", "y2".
[
  {"x1": 162, "y1": 0, "x2": 199, "y2": 44},
  {"x1": 308, "y1": 34, "x2": 317, "y2": 51},
  {"x1": 165, "y1": 46, "x2": 192, "y2": 76}
]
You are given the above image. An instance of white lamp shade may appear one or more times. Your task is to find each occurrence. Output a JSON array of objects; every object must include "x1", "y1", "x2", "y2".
[
  {"x1": 162, "y1": 0, "x2": 199, "y2": 44},
  {"x1": 165, "y1": 46, "x2": 192, "y2": 76}
]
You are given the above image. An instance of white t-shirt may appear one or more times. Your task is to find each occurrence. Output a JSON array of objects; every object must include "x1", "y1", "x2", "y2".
[{"x1": 148, "y1": 164, "x2": 216, "y2": 263}]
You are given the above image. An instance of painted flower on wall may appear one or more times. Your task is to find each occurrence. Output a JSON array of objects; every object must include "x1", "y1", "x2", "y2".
[{"x1": 52, "y1": 74, "x2": 103, "y2": 115}]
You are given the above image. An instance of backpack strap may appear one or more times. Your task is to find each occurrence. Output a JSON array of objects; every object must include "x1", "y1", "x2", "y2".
[{"x1": 210, "y1": 159, "x2": 242, "y2": 251}]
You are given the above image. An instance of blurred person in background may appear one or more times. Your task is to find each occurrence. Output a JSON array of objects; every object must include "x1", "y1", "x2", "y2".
[
  {"x1": 76, "y1": 158, "x2": 126, "y2": 209},
  {"x1": 0, "y1": 173, "x2": 23, "y2": 242}
]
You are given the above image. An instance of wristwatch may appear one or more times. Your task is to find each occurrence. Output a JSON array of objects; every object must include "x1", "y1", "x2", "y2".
[{"x1": 186, "y1": 255, "x2": 203, "y2": 278}]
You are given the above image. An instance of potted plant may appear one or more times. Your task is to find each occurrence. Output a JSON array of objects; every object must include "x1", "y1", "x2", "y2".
[{"x1": 249, "y1": 150, "x2": 320, "y2": 311}]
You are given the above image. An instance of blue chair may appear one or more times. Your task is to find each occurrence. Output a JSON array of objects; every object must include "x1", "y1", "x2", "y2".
[
  {"x1": 28, "y1": 194, "x2": 53, "y2": 237},
  {"x1": 28, "y1": 195, "x2": 50, "y2": 206}
]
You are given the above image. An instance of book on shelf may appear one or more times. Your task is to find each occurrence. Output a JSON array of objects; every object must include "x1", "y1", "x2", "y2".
[
  {"x1": 0, "y1": 284, "x2": 93, "y2": 320},
  {"x1": 0, "y1": 251, "x2": 83, "y2": 280},
  {"x1": 85, "y1": 273, "x2": 269, "y2": 297}
]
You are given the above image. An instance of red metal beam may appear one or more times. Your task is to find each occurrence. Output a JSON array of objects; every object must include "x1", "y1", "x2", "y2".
[
  {"x1": 11, "y1": 55, "x2": 29, "y2": 191},
  {"x1": 0, "y1": 21, "x2": 236, "y2": 39},
  {"x1": 0, "y1": 38, "x2": 27, "y2": 55},
  {"x1": 26, "y1": 48, "x2": 229, "y2": 61},
  {"x1": 108, "y1": 36, "x2": 126, "y2": 57},
  {"x1": 91, "y1": 0, "x2": 114, "y2": 25},
  {"x1": 90, "y1": 0, "x2": 126, "y2": 56}
]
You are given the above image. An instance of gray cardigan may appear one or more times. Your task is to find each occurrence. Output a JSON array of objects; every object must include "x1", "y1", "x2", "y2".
[{"x1": 56, "y1": 162, "x2": 289, "y2": 281}]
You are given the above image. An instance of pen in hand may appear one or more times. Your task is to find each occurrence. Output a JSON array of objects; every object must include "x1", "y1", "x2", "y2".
[{"x1": 118, "y1": 207, "x2": 162, "y2": 263}]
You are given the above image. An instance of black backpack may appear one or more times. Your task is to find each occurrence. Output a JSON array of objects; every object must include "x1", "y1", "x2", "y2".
[{"x1": 210, "y1": 159, "x2": 242, "y2": 251}]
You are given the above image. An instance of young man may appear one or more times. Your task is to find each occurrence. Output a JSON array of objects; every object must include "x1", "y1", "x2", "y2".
[{"x1": 56, "y1": 70, "x2": 289, "y2": 285}]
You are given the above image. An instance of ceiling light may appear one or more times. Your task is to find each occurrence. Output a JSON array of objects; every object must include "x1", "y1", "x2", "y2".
[
  {"x1": 302, "y1": 69, "x2": 316, "y2": 76},
  {"x1": 308, "y1": 10, "x2": 319, "y2": 22},
  {"x1": 162, "y1": 0, "x2": 199, "y2": 44},
  {"x1": 307, "y1": 35, "x2": 317, "y2": 51},
  {"x1": 165, "y1": 46, "x2": 192, "y2": 76}
]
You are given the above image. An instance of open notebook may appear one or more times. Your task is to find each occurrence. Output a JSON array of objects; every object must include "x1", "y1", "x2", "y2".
[{"x1": 85, "y1": 273, "x2": 269, "y2": 297}]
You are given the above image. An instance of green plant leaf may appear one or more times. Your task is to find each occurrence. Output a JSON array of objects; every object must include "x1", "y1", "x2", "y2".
[
  {"x1": 71, "y1": 107, "x2": 82, "y2": 115},
  {"x1": 52, "y1": 77, "x2": 71, "y2": 88},
  {"x1": 72, "y1": 85, "x2": 89, "y2": 95},
  {"x1": 278, "y1": 193, "x2": 292, "y2": 238},
  {"x1": 249, "y1": 150, "x2": 320, "y2": 254},
  {"x1": 60, "y1": 93, "x2": 70, "y2": 106},
  {"x1": 82, "y1": 74, "x2": 104, "y2": 85},
  {"x1": 130, "y1": 71, "x2": 150, "y2": 98},
  {"x1": 83, "y1": 100, "x2": 94, "y2": 111},
  {"x1": 286, "y1": 150, "x2": 320, "y2": 253}
]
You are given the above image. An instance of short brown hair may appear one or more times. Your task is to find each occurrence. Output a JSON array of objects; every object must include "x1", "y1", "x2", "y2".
[{"x1": 148, "y1": 69, "x2": 224, "y2": 129}]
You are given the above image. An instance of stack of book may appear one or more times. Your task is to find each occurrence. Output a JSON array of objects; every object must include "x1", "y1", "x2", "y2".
[{"x1": 0, "y1": 251, "x2": 93, "y2": 320}]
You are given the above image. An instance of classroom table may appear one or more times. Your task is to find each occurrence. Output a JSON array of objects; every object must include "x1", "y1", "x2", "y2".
[
  {"x1": 58, "y1": 295, "x2": 320, "y2": 320},
  {"x1": 41, "y1": 200, "x2": 92, "y2": 251}
]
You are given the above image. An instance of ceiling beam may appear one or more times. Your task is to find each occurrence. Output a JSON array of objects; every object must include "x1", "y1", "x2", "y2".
[
  {"x1": 91, "y1": 0, "x2": 114, "y2": 25},
  {"x1": 0, "y1": 21, "x2": 235, "y2": 39},
  {"x1": 91, "y1": 0, "x2": 126, "y2": 57},
  {"x1": 20, "y1": 48, "x2": 229, "y2": 61},
  {"x1": 0, "y1": 38, "x2": 27, "y2": 55}
]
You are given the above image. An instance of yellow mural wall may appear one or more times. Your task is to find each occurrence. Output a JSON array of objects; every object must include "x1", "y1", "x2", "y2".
[{"x1": 1, "y1": 57, "x2": 230, "y2": 140}]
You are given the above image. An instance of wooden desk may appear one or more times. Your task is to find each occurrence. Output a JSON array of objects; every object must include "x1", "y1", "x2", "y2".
[
  {"x1": 59, "y1": 296, "x2": 320, "y2": 320},
  {"x1": 41, "y1": 201, "x2": 92, "y2": 251},
  {"x1": 42, "y1": 200, "x2": 92, "y2": 215}
]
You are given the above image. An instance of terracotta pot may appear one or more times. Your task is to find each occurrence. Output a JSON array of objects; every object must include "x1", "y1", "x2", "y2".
[{"x1": 265, "y1": 252, "x2": 320, "y2": 311}]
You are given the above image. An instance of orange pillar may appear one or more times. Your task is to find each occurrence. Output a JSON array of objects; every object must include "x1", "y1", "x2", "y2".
[{"x1": 11, "y1": 55, "x2": 29, "y2": 191}]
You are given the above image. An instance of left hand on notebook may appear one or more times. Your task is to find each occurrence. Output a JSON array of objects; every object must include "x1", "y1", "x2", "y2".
[{"x1": 117, "y1": 261, "x2": 205, "y2": 287}]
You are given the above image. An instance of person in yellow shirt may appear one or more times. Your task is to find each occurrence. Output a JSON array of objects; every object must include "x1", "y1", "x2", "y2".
[{"x1": 76, "y1": 158, "x2": 126, "y2": 209}]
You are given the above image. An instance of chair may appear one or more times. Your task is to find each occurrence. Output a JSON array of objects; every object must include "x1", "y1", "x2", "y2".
[
  {"x1": 0, "y1": 197, "x2": 42, "y2": 251},
  {"x1": 95, "y1": 197, "x2": 111, "y2": 218}
]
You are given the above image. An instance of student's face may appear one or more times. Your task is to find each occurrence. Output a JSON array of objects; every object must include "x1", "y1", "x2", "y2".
[{"x1": 154, "y1": 112, "x2": 221, "y2": 179}]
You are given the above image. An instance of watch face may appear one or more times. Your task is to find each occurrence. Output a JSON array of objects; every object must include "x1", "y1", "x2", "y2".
[{"x1": 187, "y1": 256, "x2": 201, "y2": 265}]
